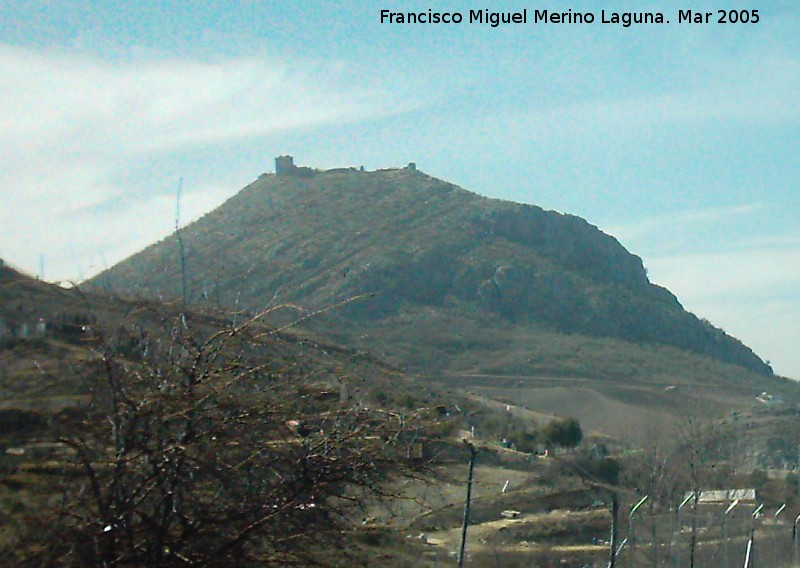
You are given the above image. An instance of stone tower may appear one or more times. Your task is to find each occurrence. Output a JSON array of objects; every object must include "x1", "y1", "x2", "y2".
[{"x1": 275, "y1": 155, "x2": 296, "y2": 176}]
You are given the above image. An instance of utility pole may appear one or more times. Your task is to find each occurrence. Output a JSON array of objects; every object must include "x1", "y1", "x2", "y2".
[{"x1": 458, "y1": 442, "x2": 477, "y2": 567}]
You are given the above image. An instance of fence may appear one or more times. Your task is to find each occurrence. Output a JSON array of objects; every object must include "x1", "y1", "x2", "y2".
[{"x1": 621, "y1": 503, "x2": 798, "y2": 568}]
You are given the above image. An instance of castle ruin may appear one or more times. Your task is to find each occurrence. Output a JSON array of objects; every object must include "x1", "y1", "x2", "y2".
[
  {"x1": 275, "y1": 155, "x2": 297, "y2": 176},
  {"x1": 274, "y1": 155, "x2": 418, "y2": 177},
  {"x1": 274, "y1": 155, "x2": 316, "y2": 178}
]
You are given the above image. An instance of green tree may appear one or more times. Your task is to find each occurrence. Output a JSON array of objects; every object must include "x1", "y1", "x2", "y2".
[
  {"x1": 540, "y1": 417, "x2": 583, "y2": 450},
  {"x1": 509, "y1": 428, "x2": 539, "y2": 453}
]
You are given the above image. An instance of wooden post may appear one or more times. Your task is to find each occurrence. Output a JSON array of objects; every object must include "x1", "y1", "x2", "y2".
[
  {"x1": 629, "y1": 496, "x2": 649, "y2": 568},
  {"x1": 458, "y1": 442, "x2": 478, "y2": 567},
  {"x1": 689, "y1": 491, "x2": 699, "y2": 568},
  {"x1": 651, "y1": 499, "x2": 658, "y2": 568},
  {"x1": 609, "y1": 492, "x2": 619, "y2": 568}
]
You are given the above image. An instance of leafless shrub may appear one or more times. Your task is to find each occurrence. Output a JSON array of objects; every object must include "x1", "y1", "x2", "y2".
[{"x1": 10, "y1": 309, "x2": 437, "y2": 566}]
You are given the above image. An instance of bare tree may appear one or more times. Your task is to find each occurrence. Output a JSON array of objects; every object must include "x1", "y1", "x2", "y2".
[
  {"x1": 671, "y1": 404, "x2": 729, "y2": 568},
  {"x1": 619, "y1": 408, "x2": 732, "y2": 567},
  {"x1": 11, "y1": 309, "x2": 437, "y2": 566}
]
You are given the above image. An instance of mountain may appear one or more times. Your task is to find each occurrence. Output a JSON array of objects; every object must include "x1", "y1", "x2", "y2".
[{"x1": 89, "y1": 159, "x2": 772, "y2": 380}]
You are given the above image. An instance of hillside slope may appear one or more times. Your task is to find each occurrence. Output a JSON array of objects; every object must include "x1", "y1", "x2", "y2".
[{"x1": 89, "y1": 163, "x2": 771, "y2": 377}]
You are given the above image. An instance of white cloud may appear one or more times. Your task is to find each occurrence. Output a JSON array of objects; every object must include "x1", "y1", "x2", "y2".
[
  {"x1": 648, "y1": 246, "x2": 800, "y2": 302},
  {"x1": 0, "y1": 44, "x2": 422, "y2": 280},
  {"x1": 451, "y1": 48, "x2": 800, "y2": 153},
  {"x1": 603, "y1": 203, "x2": 767, "y2": 246},
  {"x1": 597, "y1": 201, "x2": 800, "y2": 380},
  {"x1": 58, "y1": 181, "x2": 235, "y2": 281},
  {"x1": 0, "y1": 46, "x2": 404, "y2": 158},
  {"x1": 645, "y1": 243, "x2": 800, "y2": 379},
  {"x1": 679, "y1": 296, "x2": 800, "y2": 381},
  {"x1": 512, "y1": 82, "x2": 798, "y2": 147}
]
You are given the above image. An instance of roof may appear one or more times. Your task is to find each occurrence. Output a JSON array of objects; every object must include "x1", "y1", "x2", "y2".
[{"x1": 688, "y1": 489, "x2": 756, "y2": 503}]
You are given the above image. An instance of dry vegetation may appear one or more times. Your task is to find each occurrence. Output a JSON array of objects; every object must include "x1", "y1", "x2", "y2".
[{"x1": 4, "y1": 191, "x2": 800, "y2": 567}]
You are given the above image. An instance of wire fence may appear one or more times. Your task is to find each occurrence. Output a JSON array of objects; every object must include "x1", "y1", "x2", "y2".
[{"x1": 621, "y1": 504, "x2": 800, "y2": 568}]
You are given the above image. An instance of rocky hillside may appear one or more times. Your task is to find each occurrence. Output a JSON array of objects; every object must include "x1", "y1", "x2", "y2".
[{"x1": 88, "y1": 162, "x2": 772, "y2": 377}]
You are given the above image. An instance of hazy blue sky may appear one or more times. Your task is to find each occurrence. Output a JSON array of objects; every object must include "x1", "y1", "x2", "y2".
[{"x1": 1, "y1": 1, "x2": 798, "y2": 377}]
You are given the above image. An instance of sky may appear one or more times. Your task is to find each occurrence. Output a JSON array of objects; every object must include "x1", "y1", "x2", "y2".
[{"x1": 0, "y1": 1, "x2": 798, "y2": 378}]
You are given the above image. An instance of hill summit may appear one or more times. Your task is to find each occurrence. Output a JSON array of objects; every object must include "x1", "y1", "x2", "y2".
[{"x1": 90, "y1": 158, "x2": 772, "y2": 377}]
